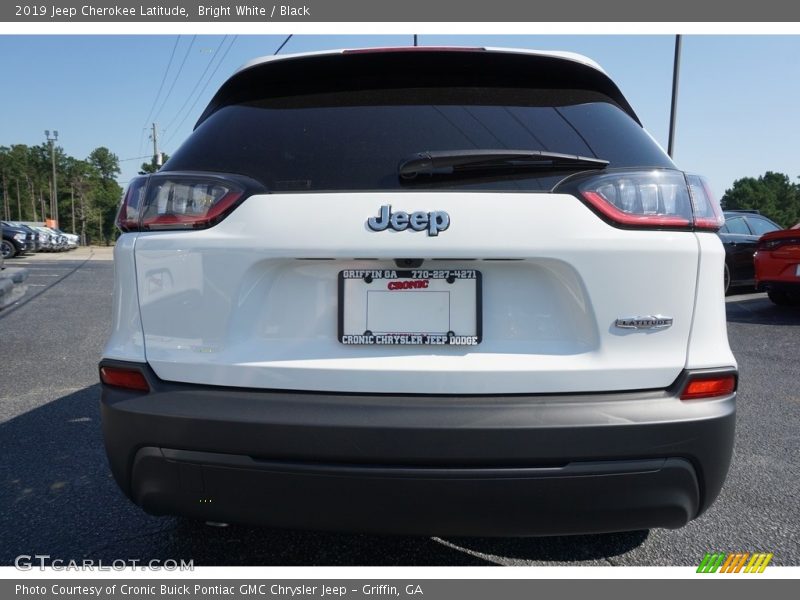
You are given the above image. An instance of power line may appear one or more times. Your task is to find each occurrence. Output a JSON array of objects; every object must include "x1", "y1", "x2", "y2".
[
  {"x1": 274, "y1": 34, "x2": 293, "y2": 55},
  {"x1": 152, "y1": 35, "x2": 197, "y2": 124},
  {"x1": 137, "y1": 36, "x2": 180, "y2": 158},
  {"x1": 162, "y1": 34, "x2": 291, "y2": 149},
  {"x1": 141, "y1": 36, "x2": 180, "y2": 131},
  {"x1": 161, "y1": 35, "x2": 229, "y2": 143},
  {"x1": 161, "y1": 33, "x2": 291, "y2": 151},
  {"x1": 136, "y1": 127, "x2": 149, "y2": 159},
  {"x1": 163, "y1": 36, "x2": 238, "y2": 148}
]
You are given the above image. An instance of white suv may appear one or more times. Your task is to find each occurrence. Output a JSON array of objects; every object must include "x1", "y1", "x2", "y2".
[{"x1": 100, "y1": 47, "x2": 737, "y2": 536}]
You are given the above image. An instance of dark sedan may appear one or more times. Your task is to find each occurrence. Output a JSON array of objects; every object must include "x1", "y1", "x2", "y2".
[{"x1": 719, "y1": 211, "x2": 782, "y2": 292}]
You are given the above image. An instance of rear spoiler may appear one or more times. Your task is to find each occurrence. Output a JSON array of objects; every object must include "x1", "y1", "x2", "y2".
[{"x1": 196, "y1": 48, "x2": 641, "y2": 128}]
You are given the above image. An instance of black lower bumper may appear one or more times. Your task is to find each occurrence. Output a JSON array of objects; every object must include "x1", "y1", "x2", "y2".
[
  {"x1": 758, "y1": 280, "x2": 800, "y2": 293},
  {"x1": 100, "y1": 360, "x2": 736, "y2": 536}
]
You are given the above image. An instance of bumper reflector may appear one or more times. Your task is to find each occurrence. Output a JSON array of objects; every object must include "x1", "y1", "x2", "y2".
[
  {"x1": 680, "y1": 374, "x2": 736, "y2": 400},
  {"x1": 100, "y1": 367, "x2": 150, "y2": 392}
]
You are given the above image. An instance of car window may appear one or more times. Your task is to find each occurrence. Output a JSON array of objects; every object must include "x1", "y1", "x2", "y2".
[
  {"x1": 166, "y1": 87, "x2": 674, "y2": 193},
  {"x1": 746, "y1": 216, "x2": 780, "y2": 235},
  {"x1": 724, "y1": 217, "x2": 750, "y2": 235}
]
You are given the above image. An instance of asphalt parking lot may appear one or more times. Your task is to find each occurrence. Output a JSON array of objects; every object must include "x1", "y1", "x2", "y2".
[{"x1": 0, "y1": 250, "x2": 798, "y2": 566}]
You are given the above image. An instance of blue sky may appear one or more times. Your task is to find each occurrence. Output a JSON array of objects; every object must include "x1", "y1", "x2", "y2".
[{"x1": 1, "y1": 34, "x2": 799, "y2": 197}]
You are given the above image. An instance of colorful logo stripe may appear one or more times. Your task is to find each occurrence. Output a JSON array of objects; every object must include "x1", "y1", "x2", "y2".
[{"x1": 697, "y1": 552, "x2": 773, "y2": 573}]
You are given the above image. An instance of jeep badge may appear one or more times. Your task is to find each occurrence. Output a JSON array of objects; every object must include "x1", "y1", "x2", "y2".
[{"x1": 367, "y1": 205, "x2": 450, "y2": 237}]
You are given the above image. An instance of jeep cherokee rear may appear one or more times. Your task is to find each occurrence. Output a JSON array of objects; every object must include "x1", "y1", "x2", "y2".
[{"x1": 100, "y1": 47, "x2": 736, "y2": 536}]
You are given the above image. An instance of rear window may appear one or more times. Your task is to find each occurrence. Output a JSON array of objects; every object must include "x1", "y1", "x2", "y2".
[
  {"x1": 746, "y1": 216, "x2": 780, "y2": 235},
  {"x1": 166, "y1": 87, "x2": 673, "y2": 192},
  {"x1": 724, "y1": 217, "x2": 750, "y2": 235}
]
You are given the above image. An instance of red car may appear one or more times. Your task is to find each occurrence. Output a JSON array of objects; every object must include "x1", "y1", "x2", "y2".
[{"x1": 755, "y1": 223, "x2": 800, "y2": 306}]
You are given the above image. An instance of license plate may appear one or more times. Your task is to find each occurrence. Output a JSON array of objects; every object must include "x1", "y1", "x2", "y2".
[{"x1": 338, "y1": 269, "x2": 482, "y2": 345}]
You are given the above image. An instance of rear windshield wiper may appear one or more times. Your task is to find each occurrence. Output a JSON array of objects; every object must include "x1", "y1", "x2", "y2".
[{"x1": 399, "y1": 149, "x2": 609, "y2": 179}]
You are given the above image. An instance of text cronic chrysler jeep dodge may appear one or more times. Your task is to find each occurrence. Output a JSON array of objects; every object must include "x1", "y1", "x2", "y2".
[{"x1": 100, "y1": 48, "x2": 737, "y2": 536}]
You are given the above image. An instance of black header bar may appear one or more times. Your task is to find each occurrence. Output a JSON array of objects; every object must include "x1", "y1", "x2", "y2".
[{"x1": 3, "y1": 1, "x2": 800, "y2": 22}]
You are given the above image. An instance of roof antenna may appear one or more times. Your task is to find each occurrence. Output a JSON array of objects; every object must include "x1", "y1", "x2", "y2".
[{"x1": 413, "y1": 34, "x2": 418, "y2": 47}]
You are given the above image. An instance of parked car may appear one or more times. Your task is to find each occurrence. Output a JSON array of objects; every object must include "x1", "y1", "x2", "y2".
[
  {"x1": 2, "y1": 221, "x2": 37, "y2": 253},
  {"x1": 5, "y1": 222, "x2": 43, "y2": 252},
  {"x1": 1, "y1": 222, "x2": 33, "y2": 259},
  {"x1": 20, "y1": 225, "x2": 50, "y2": 251},
  {"x1": 46, "y1": 227, "x2": 68, "y2": 251},
  {"x1": 53, "y1": 228, "x2": 79, "y2": 249},
  {"x1": 718, "y1": 210, "x2": 782, "y2": 292},
  {"x1": 32, "y1": 226, "x2": 55, "y2": 252},
  {"x1": 755, "y1": 223, "x2": 800, "y2": 306},
  {"x1": 27, "y1": 226, "x2": 53, "y2": 251},
  {"x1": 100, "y1": 47, "x2": 737, "y2": 536},
  {"x1": 29, "y1": 225, "x2": 66, "y2": 252}
]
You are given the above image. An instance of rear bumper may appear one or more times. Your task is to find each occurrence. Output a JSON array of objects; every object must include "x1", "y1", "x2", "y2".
[
  {"x1": 100, "y1": 360, "x2": 736, "y2": 536},
  {"x1": 758, "y1": 279, "x2": 800, "y2": 293}
]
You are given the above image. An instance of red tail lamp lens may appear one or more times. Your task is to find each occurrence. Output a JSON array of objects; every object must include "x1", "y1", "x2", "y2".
[
  {"x1": 100, "y1": 367, "x2": 150, "y2": 392},
  {"x1": 140, "y1": 178, "x2": 243, "y2": 230},
  {"x1": 574, "y1": 170, "x2": 724, "y2": 231},
  {"x1": 115, "y1": 176, "x2": 148, "y2": 232},
  {"x1": 578, "y1": 170, "x2": 693, "y2": 229},
  {"x1": 680, "y1": 374, "x2": 736, "y2": 400},
  {"x1": 686, "y1": 174, "x2": 725, "y2": 231},
  {"x1": 115, "y1": 174, "x2": 246, "y2": 232}
]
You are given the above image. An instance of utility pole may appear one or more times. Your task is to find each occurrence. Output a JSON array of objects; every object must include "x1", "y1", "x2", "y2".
[
  {"x1": 2, "y1": 172, "x2": 9, "y2": 220},
  {"x1": 40, "y1": 185, "x2": 47, "y2": 222},
  {"x1": 28, "y1": 177, "x2": 37, "y2": 222},
  {"x1": 79, "y1": 190, "x2": 86, "y2": 246},
  {"x1": 45, "y1": 129, "x2": 59, "y2": 227},
  {"x1": 70, "y1": 184, "x2": 75, "y2": 234},
  {"x1": 15, "y1": 179, "x2": 21, "y2": 221},
  {"x1": 667, "y1": 35, "x2": 682, "y2": 158},
  {"x1": 151, "y1": 123, "x2": 162, "y2": 168}
]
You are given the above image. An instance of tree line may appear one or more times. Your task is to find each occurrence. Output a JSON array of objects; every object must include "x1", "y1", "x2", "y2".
[
  {"x1": 721, "y1": 171, "x2": 800, "y2": 228},
  {"x1": 2, "y1": 143, "x2": 798, "y2": 243},
  {"x1": 0, "y1": 143, "x2": 122, "y2": 245}
]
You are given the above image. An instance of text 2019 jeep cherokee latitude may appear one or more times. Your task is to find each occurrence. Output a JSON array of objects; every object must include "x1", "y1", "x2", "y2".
[{"x1": 100, "y1": 47, "x2": 737, "y2": 536}]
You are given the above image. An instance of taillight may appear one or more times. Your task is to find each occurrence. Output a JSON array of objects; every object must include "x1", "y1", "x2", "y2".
[
  {"x1": 100, "y1": 366, "x2": 150, "y2": 392},
  {"x1": 116, "y1": 176, "x2": 148, "y2": 232},
  {"x1": 559, "y1": 169, "x2": 724, "y2": 231},
  {"x1": 679, "y1": 373, "x2": 736, "y2": 400},
  {"x1": 686, "y1": 174, "x2": 725, "y2": 231},
  {"x1": 759, "y1": 236, "x2": 800, "y2": 251},
  {"x1": 116, "y1": 173, "x2": 252, "y2": 232}
]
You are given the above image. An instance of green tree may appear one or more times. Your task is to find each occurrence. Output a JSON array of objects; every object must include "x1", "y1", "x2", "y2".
[
  {"x1": 66, "y1": 158, "x2": 95, "y2": 243},
  {"x1": 1, "y1": 143, "x2": 129, "y2": 244},
  {"x1": 87, "y1": 147, "x2": 123, "y2": 244},
  {"x1": 720, "y1": 172, "x2": 800, "y2": 228},
  {"x1": 0, "y1": 145, "x2": 37, "y2": 221}
]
